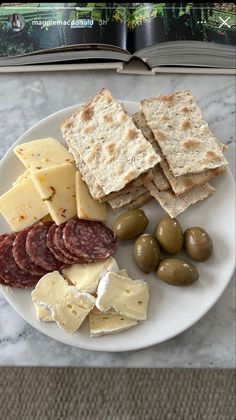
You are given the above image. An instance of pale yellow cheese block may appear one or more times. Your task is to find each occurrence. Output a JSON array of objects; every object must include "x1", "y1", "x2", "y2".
[
  {"x1": 0, "y1": 177, "x2": 47, "y2": 231},
  {"x1": 12, "y1": 169, "x2": 30, "y2": 186},
  {"x1": 75, "y1": 171, "x2": 107, "y2": 222},
  {"x1": 62, "y1": 257, "x2": 119, "y2": 293},
  {"x1": 89, "y1": 308, "x2": 137, "y2": 337},
  {"x1": 14, "y1": 138, "x2": 74, "y2": 172},
  {"x1": 31, "y1": 163, "x2": 77, "y2": 225}
]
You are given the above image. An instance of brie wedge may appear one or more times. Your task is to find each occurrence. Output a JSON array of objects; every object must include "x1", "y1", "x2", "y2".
[
  {"x1": 62, "y1": 257, "x2": 119, "y2": 293},
  {"x1": 89, "y1": 308, "x2": 137, "y2": 337},
  {"x1": 96, "y1": 272, "x2": 149, "y2": 321}
]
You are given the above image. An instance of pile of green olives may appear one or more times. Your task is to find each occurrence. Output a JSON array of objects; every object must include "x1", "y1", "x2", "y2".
[{"x1": 113, "y1": 209, "x2": 214, "y2": 287}]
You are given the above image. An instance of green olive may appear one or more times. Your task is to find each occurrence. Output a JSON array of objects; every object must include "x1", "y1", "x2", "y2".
[
  {"x1": 184, "y1": 227, "x2": 213, "y2": 262},
  {"x1": 134, "y1": 234, "x2": 160, "y2": 273},
  {"x1": 155, "y1": 216, "x2": 183, "y2": 254},
  {"x1": 113, "y1": 209, "x2": 148, "y2": 240},
  {"x1": 157, "y1": 258, "x2": 199, "y2": 286}
]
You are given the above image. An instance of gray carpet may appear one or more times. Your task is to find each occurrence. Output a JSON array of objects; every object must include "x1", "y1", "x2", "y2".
[{"x1": 0, "y1": 368, "x2": 235, "y2": 420}]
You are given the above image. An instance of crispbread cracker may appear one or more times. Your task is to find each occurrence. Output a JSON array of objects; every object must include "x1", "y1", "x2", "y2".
[
  {"x1": 141, "y1": 90, "x2": 228, "y2": 176},
  {"x1": 99, "y1": 170, "x2": 153, "y2": 203},
  {"x1": 152, "y1": 166, "x2": 170, "y2": 191},
  {"x1": 144, "y1": 181, "x2": 215, "y2": 218},
  {"x1": 125, "y1": 191, "x2": 152, "y2": 209},
  {"x1": 160, "y1": 157, "x2": 225, "y2": 195},
  {"x1": 61, "y1": 89, "x2": 161, "y2": 199},
  {"x1": 107, "y1": 185, "x2": 148, "y2": 210},
  {"x1": 133, "y1": 110, "x2": 226, "y2": 195}
]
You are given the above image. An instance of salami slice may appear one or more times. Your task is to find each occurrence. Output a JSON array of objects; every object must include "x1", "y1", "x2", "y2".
[
  {"x1": 47, "y1": 224, "x2": 76, "y2": 265},
  {"x1": 13, "y1": 227, "x2": 47, "y2": 276},
  {"x1": 0, "y1": 234, "x2": 41, "y2": 288},
  {"x1": 26, "y1": 222, "x2": 64, "y2": 271},
  {"x1": 54, "y1": 224, "x2": 83, "y2": 263},
  {"x1": 63, "y1": 218, "x2": 117, "y2": 260}
]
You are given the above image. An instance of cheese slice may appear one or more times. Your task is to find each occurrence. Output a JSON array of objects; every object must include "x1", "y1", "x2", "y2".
[
  {"x1": 0, "y1": 177, "x2": 48, "y2": 231},
  {"x1": 31, "y1": 163, "x2": 77, "y2": 225},
  {"x1": 12, "y1": 169, "x2": 30, "y2": 186},
  {"x1": 89, "y1": 308, "x2": 137, "y2": 337},
  {"x1": 32, "y1": 271, "x2": 95, "y2": 333},
  {"x1": 34, "y1": 303, "x2": 53, "y2": 322},
  {"x1": 76, "y1": 171, "x2": 107, "y2": 222},
  {"x1": 96, "y1": 272, "x2": 149, "y2": 321},
  {"x1": 62, "y1": 257, "x2": 119, "y2": 293},
  {"x1": 14, "y1": 138, "x2": 74, "y2": 172},
  {"x1": 53, "y1": 290, "x2": 95, "y2": 334}
]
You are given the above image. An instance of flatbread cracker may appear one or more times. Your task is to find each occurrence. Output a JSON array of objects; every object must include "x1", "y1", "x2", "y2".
[
  {"x1": 61, "y1": 89, "x2": 161, "y2": 199},
  {"x1": 125, "y1": 191, "x2": 152, "y2": 209},
  {"x1": 107, "y1": 185, "x2": 148, "y2": 210},
  {"x1": 99, "y1": 170, "x2": 153, "y2": 203},
  {"x1": 152, "y1": 166, "x2": 170, "y2": 191},
  {"x1": 144, "y1": 181, "x2": 215, "y2": 218},
  {"x1": 141, "y1": 90, "x2": 227, "y2": 176}
]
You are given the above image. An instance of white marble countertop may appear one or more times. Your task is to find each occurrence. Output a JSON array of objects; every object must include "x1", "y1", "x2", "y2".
[{"x1": 0, "y1": 71, "x2": 235, "y2": 367}]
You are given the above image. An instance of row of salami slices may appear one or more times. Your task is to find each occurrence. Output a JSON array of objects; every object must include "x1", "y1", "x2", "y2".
[{"x1": 0, "y1": 218, "x2": 117, "y2": 288}]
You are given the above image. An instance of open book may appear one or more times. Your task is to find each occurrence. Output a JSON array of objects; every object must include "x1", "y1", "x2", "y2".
[{"x1": 0, "y1": 3, "x2": 235, "y2": 71}]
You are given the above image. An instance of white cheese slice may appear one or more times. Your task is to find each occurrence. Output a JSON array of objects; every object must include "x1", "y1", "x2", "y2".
[
  {"x1": 75, "y1": 171, "x2": 107, "y2": 222},
  {"x1": 34, "y1": 303, "x2": 53, "y2": 322},
  {"x1": 96, "y1": 272, "x2": 149, "y2": 321},
  {"x1": 14, "y1": 138, "x2": 74, "y2": 172},
  {"x1": 32, "y1": 271, "x2": 69, "y2": 311},
  {"x1": 0, "y1": 177, "x2": 48, "y2": 231},
  {"x1": 31, "y1": 163, "x2": 77, "y2": 225},
  {"x1": 31, "y1": 271, "x2": 95, "y2": 333},
  {"x1": 12, "y1": 169, "x2": 30, "y2": 186},
  {"x1": 89, "y1": 308, "x2": 137, "y2": 337},
  {"x1": 62, "y1": 256, "x2": 119, "y2": 293},
  {"x1": 52, "y1": 290, "x2": 95, "y2": 334}
]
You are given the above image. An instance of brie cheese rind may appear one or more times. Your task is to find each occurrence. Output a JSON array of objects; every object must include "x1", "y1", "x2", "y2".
[
  {"x1": 96, "y1": 272, "x2": 149, "y2": 321},
  {"x1": 14, "y1": 138, "x2": 74, "y2": 172},
  {"x1": 31, "y1": 271, "x2": 95, "y2": 333},
  {"x1": 53, "y1": 290, "x2": 95, "y2": 334},
  {"x1": 31, "y1": 163, "x2": 77, "y2": 225},
  {"x1": 62, "y1": 257, "x2": 119, "y2": 293},
  {"x1": 89, "y1": 308, "x2": 137, "y2": 337}
]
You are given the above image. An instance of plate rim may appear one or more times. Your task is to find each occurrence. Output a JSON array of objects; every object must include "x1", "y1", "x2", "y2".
[{"x1": 0, "y1": 101, "x2": 235, "y2": 352}]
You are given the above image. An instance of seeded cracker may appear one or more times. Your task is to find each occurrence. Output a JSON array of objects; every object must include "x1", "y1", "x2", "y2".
[
  {"x1": 144, "y1": 181, "x2": 216, "y2": 218},
  {"x1": 141, "y1": 91, "x2": 227, "y2": 176},
  {"x1": 61, "y1": 89, "x2": 161, "y2": 200},
  {"x1": 133, "y1": 111, "x2": 225, "y2": 195}
]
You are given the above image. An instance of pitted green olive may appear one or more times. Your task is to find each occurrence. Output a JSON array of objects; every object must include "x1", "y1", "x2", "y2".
[
  {"x1": 134, "y1": 234, "x2": 160, "y2": 273},
  {"x1": 155, "y1": 216, "x2": 183, "y2": 254},
  {"x1": 184, "y1": 227, "x2": 213, "y2": 261},
  {"x1": 113, "y1": 209, "x2": 148, "y2": 240},
  {"x1": 157, "y1": 258, "x2": 199, "y2": 286}
]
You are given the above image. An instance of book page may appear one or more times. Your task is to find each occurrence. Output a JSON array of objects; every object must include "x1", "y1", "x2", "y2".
[
  {"x1": 0, "y1": 3, "x2": 129, "y2": 59},
  {"x1": 131, "y1": 3, "x2": 236, "y2": 52}
]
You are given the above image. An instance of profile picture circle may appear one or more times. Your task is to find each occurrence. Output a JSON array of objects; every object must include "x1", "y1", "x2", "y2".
[{"x1": 7, "y1": 14, "x2": 25, "y2": 32}]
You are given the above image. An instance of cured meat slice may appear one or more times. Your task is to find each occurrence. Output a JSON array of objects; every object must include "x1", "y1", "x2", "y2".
[
  {"x1": 13, "y1": 227, "x2": 47, "y2": 276},
  {"x1": 0, "y1": 234, "x2": 41, "y2": 288},
  {"x1": 47, "y1": 224, "x2": 76, "y2": 265},
  {"x1": 63, "y1": 219, "x2": 117, "y2": 260},
  {"x1": 54, "y1": 224, "x2": 83, "y2": 263},
  {"x1": 26, "y1": 222, "x2": 64, "y2": 271}
]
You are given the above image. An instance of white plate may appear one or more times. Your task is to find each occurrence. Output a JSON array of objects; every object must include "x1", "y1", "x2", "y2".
[{"x1": 0, "y1": 102, "x2": 235, "y2": 352}]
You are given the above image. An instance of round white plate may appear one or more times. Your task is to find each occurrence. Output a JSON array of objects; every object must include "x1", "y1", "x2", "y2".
[{"x1": 0, "y1": 102, "x2": 235, "y2": 352}]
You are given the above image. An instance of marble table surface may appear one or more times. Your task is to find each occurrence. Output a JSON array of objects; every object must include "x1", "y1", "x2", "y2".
[{"x1": 0, "y1": 71, "x2": 235, "y2": 367}]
